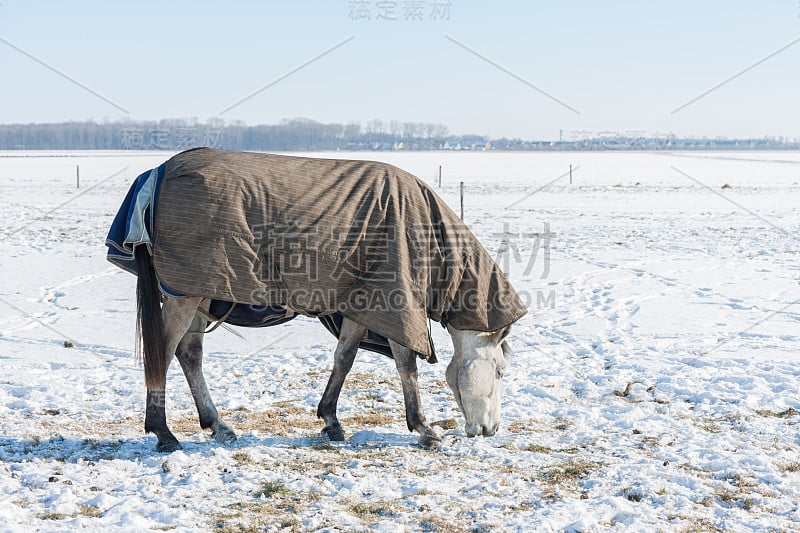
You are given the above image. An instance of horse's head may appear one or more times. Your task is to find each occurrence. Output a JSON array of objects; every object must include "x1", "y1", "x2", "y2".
[{"x1": 446, "y1": 326, "x2": 511, "y2": 438}]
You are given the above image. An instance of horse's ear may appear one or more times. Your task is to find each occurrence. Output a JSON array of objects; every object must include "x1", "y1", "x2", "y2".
[
  {"x1": 501, "y1": 340, "x2": 513, "y2": 358},
  {"x1": 493, "y1": 325, "x2": 511, "y2": 344}
]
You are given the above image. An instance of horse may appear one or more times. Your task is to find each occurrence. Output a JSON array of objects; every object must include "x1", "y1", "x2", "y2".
[{"x1": 107, "y1": 148, "x2": 527, "y2": 451}]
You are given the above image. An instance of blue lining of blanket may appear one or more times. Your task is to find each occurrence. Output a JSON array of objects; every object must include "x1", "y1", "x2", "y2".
[
  {"x1": 104, "y1": 164, "x2": 184, "y2": 296},
  {"x1": 105, "y1": 164, "x2": 164, "y2": 277}
]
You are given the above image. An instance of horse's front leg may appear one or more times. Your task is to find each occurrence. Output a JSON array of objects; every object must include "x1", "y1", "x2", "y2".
[
  {"x1": 388, "y1": 340, "x2": 442, "y2": 450},
  {"x1": 145, "y1": 296, "x2": 202, "y2": 452},
  {"x1": 175, "y1": 300, "x2": 236, "y2": 445},
  {"x1": 317, "y1": 317, "x2": 367, "y2": 441}
]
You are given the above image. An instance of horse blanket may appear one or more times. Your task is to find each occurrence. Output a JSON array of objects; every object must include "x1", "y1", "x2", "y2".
[{"x1": 106, "y1": 148, "x2": 527, "y2": 360}]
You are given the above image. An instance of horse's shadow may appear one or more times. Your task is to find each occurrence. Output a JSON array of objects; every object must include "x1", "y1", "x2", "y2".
[{"x1": 0, "y1": 429, "x2": 435, "y2": 465}]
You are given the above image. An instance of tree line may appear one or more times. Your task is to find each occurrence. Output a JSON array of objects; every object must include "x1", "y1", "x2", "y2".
[
  {"x1": 0, "y1": 118, "x2": 476, "y2": 151},
  {"x1": 2, "y1": 119, "x2": 793, "y2": 151}
]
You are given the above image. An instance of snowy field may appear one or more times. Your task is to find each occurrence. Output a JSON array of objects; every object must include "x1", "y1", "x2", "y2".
[{"x1": 1, "y1": 149, "x2": 799, "y2": 532}]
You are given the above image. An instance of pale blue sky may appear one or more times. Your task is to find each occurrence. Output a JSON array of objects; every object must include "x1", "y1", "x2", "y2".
[{"x1": 0, "y1": 1, "x2": 798, "y2": 140}]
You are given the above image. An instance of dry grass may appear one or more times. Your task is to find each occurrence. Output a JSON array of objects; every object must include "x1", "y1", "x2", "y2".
[
  {"x1": 675, "y1": 518, "x2": 725, "y2": 533},
  {"x1": 523, "y1": 444, "x2": 554, "y2": 454},
  {"x1": 172, "y1": 406, "x2": 319, "y2": 438},
  {"x1": 39, "y1": 512, "x2": 69, "y2": 521},
  {"x1": 345, "y1": 371, "x2": 397, "y2": 389},
  {"x1": 553, "y1": 417, "x2": 573, "y2": 431},
  {"x1": 211, "y1": 486, "x2": 320, "y2": 532},
  {"x1": 777, "y1": 461, "x2": 800, "y2": 473},
  {"x1": 342, "y1": 409, "x2": 402, "y2": 428},
  {"x1": 714, "y1": 487, "x2": 756, "y2": 510},
  {"x1": 350, "y1": 499, "x2": 399, "y2": 520},
  {"x1": 254, "y1": 481, "x2": 290, "y2": 498},
  {"x1": 78, "y1": 504, "x2": 102, "y2": 518},
  {"x1": 538, "y1": 459, "x2": 603, "y2": 487},
  {"x1": 419, "y1": 515, "x2": 469, "y2": 532},
  {"x1": 430, "y1": 418, "x2": 458, "y2": 430},
  {"x1": 231, "y1": 450, "x2": 253, "y2": 466},
  {"x1": 754, "y1": 407, "x2": 797, "y2": 419},
  {"x1": 621, "y1": 486, "x2": 644, "y2": 502}
]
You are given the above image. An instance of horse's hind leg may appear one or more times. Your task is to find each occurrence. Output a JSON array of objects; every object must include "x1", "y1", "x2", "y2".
[
  {"x1": 145, "y1": 296, "x2": 202, "y2": 452},
  {"x1": 175, "y1": 300, "x2": 236, "y2": 445},
  {"x1": 388, "y1": 339, "x2": 442, "y2": 450},
  {"x1": 317, "y1": 318, "x2": 367, "y2": 441}
]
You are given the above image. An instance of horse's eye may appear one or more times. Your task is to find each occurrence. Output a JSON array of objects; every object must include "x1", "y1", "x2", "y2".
[{"x1": 495, "y1": 366, "x2": 504, "y2": 379}]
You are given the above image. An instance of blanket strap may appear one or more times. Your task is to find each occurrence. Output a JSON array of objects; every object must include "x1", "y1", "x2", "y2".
[
  {"x1": 425, "y1": 318, "x2": 438, "y2": 364},
  {"x1": 196, "y1": 304, "x2": 237, "y2": 334}
]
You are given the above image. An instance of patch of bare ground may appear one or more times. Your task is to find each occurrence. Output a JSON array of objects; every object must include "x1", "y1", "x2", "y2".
[
  {"x1": 24, "y1": 413, "x2": 141, "y2": 440},
  {"x1": 350, "y1": 499, "x2": 400, "y2": 520},
  {"x1": 669, "y1": 517, "x2": 726, "y2": 533},
  {"x1": 342, "y1": 408, "x2": 403, "y2": 429},
  {"x1": 210, "y1": 483, "x2": 319, "y2": 532},
  {"x1": 537, "y1": 459, "x2": 604, "y2": 490},
  {"x1": 777, "y1": 461, "x2": 800, "y2": 473},
  {"x1": 506, "y1": 418, "x2": 542, "y2": 434},
  {"x1": 169, "y1": 406, "x2": 319, "y2": 439}
]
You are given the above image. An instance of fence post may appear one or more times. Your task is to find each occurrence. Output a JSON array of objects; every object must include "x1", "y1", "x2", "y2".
[
  {"x1": 569, "y1": 164, "x2": 572, "y2": 185},
  {"x1": 76, "y1": 165, "x2": 80, "y2": 189},
  {"x1": 460, "y1": 181, "x2": 464, "y2": 220},
  {"x1": 438, "y1": 165, "x2": 442, "y2": 187}
]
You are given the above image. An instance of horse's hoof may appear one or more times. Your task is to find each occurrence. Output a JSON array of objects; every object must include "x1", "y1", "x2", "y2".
[
  {"x1": 418, "y1": 429, "x2": 442, "y2": 450},
  {"x1": 156, "y1": 439, "x2": 183, "y2": 453},
  {"x1": 212, "y1": 428, "x2": 237, "y2": 445},
  {"x1": 211, "y1": 422, "x2": 237, "y2": 445},
  {"x1": 322, "y1": 425, "x2": 345, "y2": 441}
]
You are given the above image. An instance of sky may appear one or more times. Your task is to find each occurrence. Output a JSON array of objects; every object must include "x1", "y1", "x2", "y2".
[{"x1": 0, "y1": 0, "x2": 798, "y2": 141}]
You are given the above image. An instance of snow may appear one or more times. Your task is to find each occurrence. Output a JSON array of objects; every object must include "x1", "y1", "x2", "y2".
[{"x1": 1, "y1": 150, "x2": 799, "y2": 531}]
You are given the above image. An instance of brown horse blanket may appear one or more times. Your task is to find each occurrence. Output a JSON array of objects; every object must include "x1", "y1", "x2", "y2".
[{"x1": 148, "y1": 148, "x2": 525, "y2": 358}]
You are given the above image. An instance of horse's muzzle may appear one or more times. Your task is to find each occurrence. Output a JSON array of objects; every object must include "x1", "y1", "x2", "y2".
[{"x1": 465, "y1": 422, "x2": 499, "y2": 438}]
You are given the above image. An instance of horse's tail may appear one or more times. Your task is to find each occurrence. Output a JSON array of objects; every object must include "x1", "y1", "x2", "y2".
[{"x1": 134, "y1": 245, "x2": 166, "y2": 389}]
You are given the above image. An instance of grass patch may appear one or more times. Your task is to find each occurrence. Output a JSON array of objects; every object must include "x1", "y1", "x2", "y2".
[
  {"x1": 506, "y1": 418, "x2": 546, "y2": 434},
  {"x1": 778, "y1": 461, "x2": 800, "y2": 473},
  {"x1": 523, "y1": 444, "x2": 554, "y2": 454},
  {"x1": 79, "y1": 504, "x2": 101, "y2": 517},
  {"x1": 40, "y1": 512, "x2": 69, "y2": 520},
  {"x1": 538, "y1": 459, "x2": 602, "y2": 487},
  {"x1": 342, "y1": 410, "x2": 399, "y2": 427},
  {"x1": 715, "y1": 488, "x2": 756, "y2": 510},
  {"x1": 254, "y1": 481, "x2": 290, "y2": 498},
  {"x1": 271, "y1": 399, "x2": 303, "y2": 409},
  {"x1": 755, "y1": 407, "x2": 797, "y2": 419},
  {"x1": 215, "y1": 489, "x2": 318, "y2": 531},
  {"x1": 553, "y1": 417, "x2": 573, "y2": 431},
  {"x1": 420, "y1": 515, "x2": 469, "y2": 532},
  {"x1": 676, "y1": 518, "x2": 725, "y2": 533},
  {"x1": 431, "y1": 418, "x2": 458, "y2": 430},
  {"x1": 231, "y1": 451, "x2": 253, "y2": 466},
  {"x1": 697, "y1": 420, "x2": 722, "y2": 433},
  {"x1": 351, "y1": 500, "x2": 398, "y2": 520},
  {"x1": 621, "y1": 486, "x2": 644, "y2": 502},
  {"x1": 174, "y1": 406, "x2": 320, "y2": 439}
]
